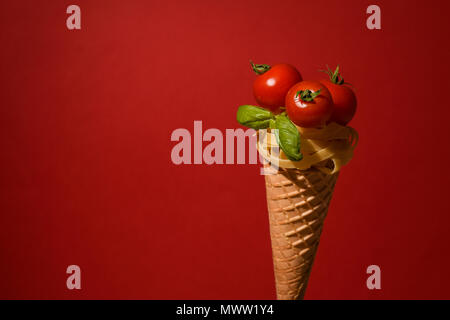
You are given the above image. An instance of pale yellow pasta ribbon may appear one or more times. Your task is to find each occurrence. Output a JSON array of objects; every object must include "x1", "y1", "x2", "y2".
[{"x1": 256, "y1": 122, "x2": 358, "y2": 174}]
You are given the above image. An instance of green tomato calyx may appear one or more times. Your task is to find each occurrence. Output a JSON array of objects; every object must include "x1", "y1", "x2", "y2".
[
  {"x1": 250, "y1": 60, "x2": 271, "y2": 75},
  {"x1": 295, "y1": 89, "x2": 322, "y2": 102},
  {"x1": 320, "y1": 65, "x2": 345, "y2": 85}
]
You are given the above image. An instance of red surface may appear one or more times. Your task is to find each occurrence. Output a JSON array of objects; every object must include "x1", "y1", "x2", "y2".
[{"x1": 1, "y1": 0, "x2": 450, "y2": 299}]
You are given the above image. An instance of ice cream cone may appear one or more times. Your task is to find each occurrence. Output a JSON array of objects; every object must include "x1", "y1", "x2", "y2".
[{"x1": 265, "y1": 167, "x2": 339, "y2": 300}]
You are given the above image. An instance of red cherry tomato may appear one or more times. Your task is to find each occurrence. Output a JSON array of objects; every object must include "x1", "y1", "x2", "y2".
[
  {"x1": 319, "y1": 65, "x2": 357, "y2": 125},
  {"x1": 252, "y1": 62, "x2": 302, "y2": 113},
  {"x1": 285, "y1": 81, "x2": 333, "y2": 128},
  {"x1": 320, "y1": 80, "x2": 357, "y2": 126}
]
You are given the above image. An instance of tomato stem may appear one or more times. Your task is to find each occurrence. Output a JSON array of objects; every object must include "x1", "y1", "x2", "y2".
[
  {"x1": 319, "y1": 65, "x2": 345, "y2": 85},
  {"x1": 295, "y1": 89, "x2": 321, "y2": 102},
  {"x1": 250, "y1": 60, "x2": 271, "y2": 75}
]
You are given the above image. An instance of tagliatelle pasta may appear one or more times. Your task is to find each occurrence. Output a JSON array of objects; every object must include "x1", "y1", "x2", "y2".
[{"x1": 256, "y1": 122, "x2": 358, "y2": 174}]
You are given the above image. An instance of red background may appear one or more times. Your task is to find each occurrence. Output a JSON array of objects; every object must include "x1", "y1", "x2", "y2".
[{"x1": 1, "y1": 0, "x2": 450, "y2": 299}]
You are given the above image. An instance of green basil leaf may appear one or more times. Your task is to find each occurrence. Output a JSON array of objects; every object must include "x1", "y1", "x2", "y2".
[
  {"x1": 236, "y1": 105, "x2": 274, "y2": 129},
  {"x1": 269, "y1": 118, "x2": 276, "y2": 129},
  {"x1": 274, "y1": 114, "x2": 303, "y2": 161}
]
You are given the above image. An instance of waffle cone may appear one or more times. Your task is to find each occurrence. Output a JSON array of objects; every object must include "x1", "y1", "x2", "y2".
[{"x1": 265, "y1": 167, "x2": 339, "y2": 300}]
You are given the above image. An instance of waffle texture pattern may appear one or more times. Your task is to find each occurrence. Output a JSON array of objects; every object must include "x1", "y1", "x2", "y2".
[{"x1": 265, "y1": 167, "x2": 338, "y2": 299}]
